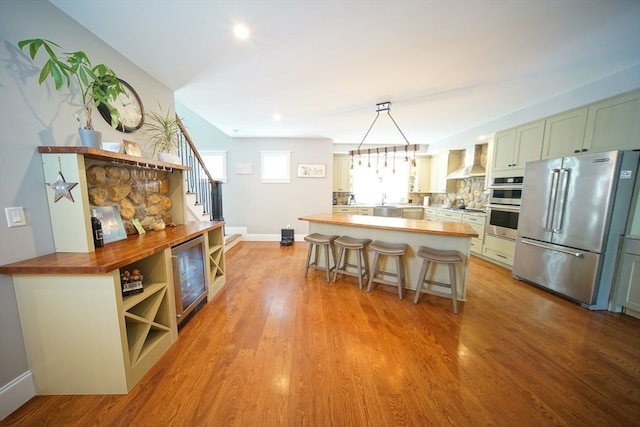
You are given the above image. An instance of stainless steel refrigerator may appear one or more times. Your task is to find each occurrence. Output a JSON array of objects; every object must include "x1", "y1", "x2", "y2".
[{"x1": 513, "y1": 150, "x2": 639, "y2": 310}]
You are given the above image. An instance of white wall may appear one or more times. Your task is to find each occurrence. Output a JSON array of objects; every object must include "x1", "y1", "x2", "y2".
[
  {"x1": 176, "y1": 102, "x2": 334, "y2": 238},
  {"x1": 0, "y1": 0, "x2": 174, "y2": 418}
]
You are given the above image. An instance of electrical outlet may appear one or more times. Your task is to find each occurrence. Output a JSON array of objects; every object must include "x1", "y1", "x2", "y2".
[{"x1": 5, "y1": 207, "x2": 27, "y2": 227}]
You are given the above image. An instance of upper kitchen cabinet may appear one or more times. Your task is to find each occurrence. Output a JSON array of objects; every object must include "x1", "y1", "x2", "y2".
[
  {"x1": 541, "y1": 107, "x2": 588, "y2": 159},
  {"x1": 414, "y1": 157, "x2": 430, "y2": 192},
  {"x1": 583, "y1": 89, "x2": 640, "y2": 153},
  {"x1": 491, "y1": 119, "x2": 544, "y2": 177},
  {"x1": 428, "y1": 151, "x2": 458, "y2": 193},
  {"x1": 333, "y1": 155, "x2": 352, "y2": 192}
]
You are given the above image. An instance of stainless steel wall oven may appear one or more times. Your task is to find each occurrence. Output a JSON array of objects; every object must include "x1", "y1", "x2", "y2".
[
  {"x1": 487, "y1": 176, "x2": 523, "y2": 241},
  {"x1": 486, "y1": 205, "x2": 520, "y2": 240}
]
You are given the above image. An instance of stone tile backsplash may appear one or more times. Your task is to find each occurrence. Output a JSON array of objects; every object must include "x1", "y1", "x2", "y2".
[
  {"x1": 85, "y1": 160, "x2": 173, "y2": 235},
  {"x1": 334, "y1": 177, "x2": 488, "y2": 208}
]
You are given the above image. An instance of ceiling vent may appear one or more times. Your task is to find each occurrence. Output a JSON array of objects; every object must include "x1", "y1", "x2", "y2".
[{"x1": 446, "y1": 144, "x2": 486, "y2": 179}]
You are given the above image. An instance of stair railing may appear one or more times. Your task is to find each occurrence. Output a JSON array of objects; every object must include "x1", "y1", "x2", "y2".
[{"x1": 176, "y1": 117, "x2": 217, "y2": 221}]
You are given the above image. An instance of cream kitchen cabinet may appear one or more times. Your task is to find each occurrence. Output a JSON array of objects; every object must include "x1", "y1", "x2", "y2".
[
  {"x1": 402, "y1": 207, "x2": 424, "y2": 219},
  {"x1": 583, "y1": 90, "x2": 640, "y2": 153},
  {"x1": 429, "y1": 209, "x2": 485, "y2": 255},
  {"x1": 437, "y1": 210, "x2": 463, "y2": 222},
  {"x1": 483, "y1": 234, "x2": 515, "y2": 267},
  {"x1": 614, "y1": 237, "x2": 640, "y2": 313},
  {"x1": 333, "y1": 155, "x2": 352, "y2": 192},
  {"x1": 541, "y1": 107, "x2": 588, "y2": 159},
  {"x1": 491, "y1": 120, "x2": 544, "y2": 177},
  {"x1": 415, "y1": 157, "x2": 430, "y2": 192},
  {"x1": 332, "y1": 206, "x2": 373, "y2": 215},
  {"x1": 332, "y1": 206, "x2": 358, "y2": 214},
  {"x1": 424, "y1": 207, "x2": 437, "y2": 221},
  {"x1": 358, "y1": 207, "x2": 374, "y2": 216},
  {"x1": 462, "y1": 213, "x2": 486, "y2": 255},
  {"x1": 428, "y1": 151, "x2": 458, "y2": 193}
]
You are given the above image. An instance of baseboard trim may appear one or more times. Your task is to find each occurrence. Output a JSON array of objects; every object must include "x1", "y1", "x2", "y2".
[
  {"x1": 244, "y1": 234, "x2": 305, "y2": 242},
  {"x1": 225, "y1": 226, "x2": 247, "y2": 235},
  {"x1": 0, "y1": 371, "x2": 35, "y2": 420}
]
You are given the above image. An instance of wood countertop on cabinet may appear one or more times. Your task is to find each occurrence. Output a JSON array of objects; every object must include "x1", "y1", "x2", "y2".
[
  {"x1": 0, "y1": 221, "x2": 225, "y2": 275},
  {"x1": 299, "y1": 213, "x2": 477, "y2": 237}
]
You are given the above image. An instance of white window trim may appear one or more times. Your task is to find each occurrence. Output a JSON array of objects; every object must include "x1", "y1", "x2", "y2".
[{"x1": 260, "y1": 150, "x2": 291, "y2": 183}]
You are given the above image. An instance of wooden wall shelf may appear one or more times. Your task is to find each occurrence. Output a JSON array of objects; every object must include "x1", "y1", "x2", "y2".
[{"x1": 37, "y1": 146, "x2": 192, "y2": 171}]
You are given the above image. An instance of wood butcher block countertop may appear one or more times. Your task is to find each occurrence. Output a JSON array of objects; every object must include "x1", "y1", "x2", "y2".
[
  {"x1": 299, "y1": 213, "x2": 478, "y2": 237},
  {"x1": 0, "y1": 221, "x2": 224, "y2": 275}
]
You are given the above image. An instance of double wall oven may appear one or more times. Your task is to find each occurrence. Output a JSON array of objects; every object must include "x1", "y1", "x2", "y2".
[{"x1": 487, "y1": 176, "x2": 523, "y2": 241}]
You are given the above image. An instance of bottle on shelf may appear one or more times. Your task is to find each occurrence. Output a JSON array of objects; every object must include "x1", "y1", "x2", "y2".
[{"x1": 91, "y1": 209, "x2": 104, "y2": 248}]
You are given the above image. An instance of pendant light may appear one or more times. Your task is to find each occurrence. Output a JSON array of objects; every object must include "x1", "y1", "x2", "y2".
[{"x1": 349, "y1": 101, "x2": 420, "y2": 173}]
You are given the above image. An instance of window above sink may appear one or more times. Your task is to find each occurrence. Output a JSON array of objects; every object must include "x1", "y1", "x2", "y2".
[{"x1": 351, "y1": 155, "x2": 410, "y2": 204}]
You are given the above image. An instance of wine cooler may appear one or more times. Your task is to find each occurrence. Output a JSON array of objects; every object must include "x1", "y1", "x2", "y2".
[{"x1": 171, "y1": 235, "x2": 208, "y2": 326}]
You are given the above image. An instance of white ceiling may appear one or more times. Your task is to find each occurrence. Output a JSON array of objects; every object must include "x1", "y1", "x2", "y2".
[{"x1": 50, "y1": 0, "x2": 640, "y2": 150}]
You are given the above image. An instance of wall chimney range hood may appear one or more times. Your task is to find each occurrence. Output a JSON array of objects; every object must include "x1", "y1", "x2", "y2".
[{"x1": 446, "y1": 144, "x2": 486, "y2": 179}]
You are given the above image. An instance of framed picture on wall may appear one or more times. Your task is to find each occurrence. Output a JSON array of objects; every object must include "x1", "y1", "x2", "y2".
[{"x1": 297, "y1": 163, "x2": 326, "y2": 178}]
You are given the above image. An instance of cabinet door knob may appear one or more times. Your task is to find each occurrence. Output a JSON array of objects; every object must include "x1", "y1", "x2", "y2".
[
  {"x1": 574, "y1": 149, "x2": 580, "y2": 153},
  {"x1": 582, "y1": 148, "x2": 588, "y2": 152}
]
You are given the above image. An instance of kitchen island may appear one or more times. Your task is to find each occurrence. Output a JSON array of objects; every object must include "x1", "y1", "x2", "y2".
[{"x1": 299, "y1": 213, "x2": 477, "y2": 301}]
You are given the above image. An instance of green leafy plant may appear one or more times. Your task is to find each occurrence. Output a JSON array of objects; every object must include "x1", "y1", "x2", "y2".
[
  {"x1": 18, "y1": 38, "x2": 126, "y2": 130},
  {"x1": 144, "y1": 103, "x2": 184, "y2": 154}
]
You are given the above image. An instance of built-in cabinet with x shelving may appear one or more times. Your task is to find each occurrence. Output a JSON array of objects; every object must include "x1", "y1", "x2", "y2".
[
  {"x1": 1, "y1": 146, "x2": 226, "y2": 395},
  {"x1": 12, "y1": 256, "x2": 178, "y2": 394},
  {"x1": 118, "y1": 250, "x2": 175, "y2": 387},
  {"x1": 207, "y1": 227, "x2": 226, "y2": 298}
]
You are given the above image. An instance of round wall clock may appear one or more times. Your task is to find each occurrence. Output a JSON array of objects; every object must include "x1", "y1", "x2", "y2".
[{"x1": 98, "y1": 78, "x2": 144, "y2": 133}]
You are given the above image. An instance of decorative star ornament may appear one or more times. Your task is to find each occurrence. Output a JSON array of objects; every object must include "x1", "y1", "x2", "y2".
[{"x1": 46, "y1": 171, "x2": 78, "y2": 203}]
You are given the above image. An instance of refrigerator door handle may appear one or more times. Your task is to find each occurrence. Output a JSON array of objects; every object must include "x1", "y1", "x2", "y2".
[
  {"x1": 521, "y1": 238, "x2": 584, "y2": 257},
  {"x1": 552, "y1": 168, "x2": 570, "y2": 233},
  {"x1": 544, "y1": 169, "x2": 560, "y2": 231}
]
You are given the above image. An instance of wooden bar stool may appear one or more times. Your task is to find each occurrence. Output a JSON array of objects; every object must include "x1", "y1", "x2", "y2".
[
  {"x1": 366, "y1": 240, "x2": 408, "y2": 299},
  {"x1": 332, "y1": 236, "x2": 372, "y2": 289},
  {"x1": 413, "y1": 245, "x2": 463, "y2": 313},
  {"x1": 304, "y1": 233, "x2": 338, "y2": 282}
]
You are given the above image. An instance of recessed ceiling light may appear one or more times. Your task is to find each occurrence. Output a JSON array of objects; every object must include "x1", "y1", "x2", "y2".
[
  {"x1": 233, "y1": 24, "x2": 250, "y2": 40},
  {"x1": 273, "y1": 113, "x2": 282, "y2": 121}
]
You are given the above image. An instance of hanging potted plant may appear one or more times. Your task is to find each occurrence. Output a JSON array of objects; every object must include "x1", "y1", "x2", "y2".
[
  {"x1": 144, "y1": 103, "x2": 183, "y2": 164},
  {"x1": 18, "y1": 38, "x2": 127, "y2": 147}
]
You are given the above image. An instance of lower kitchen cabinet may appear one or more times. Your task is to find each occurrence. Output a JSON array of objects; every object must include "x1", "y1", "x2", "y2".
[
  {"x1": 437, "y1": 210, "x2": 463, "y2": 222},
  {"x1": 424, "y1": 208, "x2": 437, "y2": 221},
  {"x1": 462, "y1": 213, "x2": 486, "y2": 255},
  {"x1": 483, "y1": 234, "x2": 515, "y2": 267},
  {"x1": 332, "y1": 206, "x2": 358, "y2": 214},
  {"x1": 358, "y1": 207, "x2": 374, "y2": 215},
  {"x1": 402, "y1": 207, "x2": 424, "y2": 219},
  {"x1": 428, "y1": 209, "x2": 486, "y2": 256},
  {"x1": 614, "y1": 237, "x2": 640, "y2": 313}
]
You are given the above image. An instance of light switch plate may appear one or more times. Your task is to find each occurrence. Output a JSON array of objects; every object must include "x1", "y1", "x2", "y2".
[{"x1": 5, "y1": 207, "x2": 27, "y2": 227}]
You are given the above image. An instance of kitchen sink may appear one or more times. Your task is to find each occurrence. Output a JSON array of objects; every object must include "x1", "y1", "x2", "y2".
[{"x1": 373, "y1": 206, "x2": 403, "y2": 217}]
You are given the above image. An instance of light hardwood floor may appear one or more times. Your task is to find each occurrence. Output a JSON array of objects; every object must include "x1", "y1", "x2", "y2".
[{"x1": 3, "y1": 241, "x2": 640, "y2": 426}]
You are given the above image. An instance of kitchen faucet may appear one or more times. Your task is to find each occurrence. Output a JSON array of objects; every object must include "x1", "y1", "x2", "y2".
[{"x1": 381, "y1": 193, "x2": 386, "y2": 206}]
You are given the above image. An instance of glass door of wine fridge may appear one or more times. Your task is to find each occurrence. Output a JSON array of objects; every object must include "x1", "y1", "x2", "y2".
[{"x1": 171, "y1": 235, "x2": 208, "y2": 325}]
